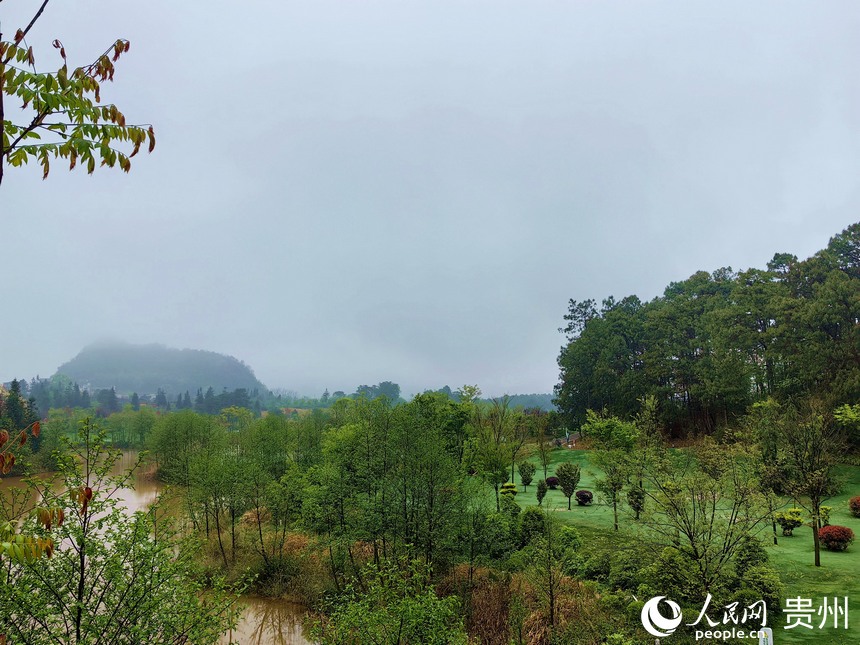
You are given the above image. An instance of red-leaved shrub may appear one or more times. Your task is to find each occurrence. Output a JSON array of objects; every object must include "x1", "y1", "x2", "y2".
[
  {"x1": 849, "y1": 496, "x2": 860, "y2": 518},
  {"x1": 575, "y1": 490, "x2": 593, "y2": 506},
  {"x1": 819, "y1": 525, "x2": 855, "y2": 552}
]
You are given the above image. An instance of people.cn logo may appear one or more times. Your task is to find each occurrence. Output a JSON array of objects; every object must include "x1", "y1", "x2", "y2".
[{"x1": 641, "y1": 596, "x2": 683, "y2": 638}]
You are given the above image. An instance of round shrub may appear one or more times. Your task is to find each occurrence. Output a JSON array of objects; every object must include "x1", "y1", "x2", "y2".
[
  {"x1": 819, "y1": 525, "x2": 855, "y2": 552},
  {"x1": 575, "y1": 489, "x2": 593, "y2": 506},
  {"x1": 849, "y1": 496, "x2": 860, "y2": 518},
  {"x1": 774, "y1": 508, "x2": 804, "y2": 536},
  {"x1": 819, "y1": 506, "x2": 832, "y2": 527},
  {"x1": 546, "y1": 476, "x2": 560, "y2": 489}
]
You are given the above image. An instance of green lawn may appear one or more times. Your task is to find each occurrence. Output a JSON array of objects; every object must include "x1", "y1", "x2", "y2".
[{"x1": 508, "y1": 447, "x2": 860, "y2": 644}]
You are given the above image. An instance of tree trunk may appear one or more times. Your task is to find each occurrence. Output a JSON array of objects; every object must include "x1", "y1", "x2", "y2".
[
  {"x1": 613, "y1": 498, "x2": 619, "y2": 531},
  {"x1": 813, "y1": 504, "x2": 822, "y2": 567}
]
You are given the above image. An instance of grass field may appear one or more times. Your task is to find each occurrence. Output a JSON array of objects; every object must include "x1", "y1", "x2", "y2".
[{"x1": 509, "y1": 447, "x2": 860, "y2": 644}]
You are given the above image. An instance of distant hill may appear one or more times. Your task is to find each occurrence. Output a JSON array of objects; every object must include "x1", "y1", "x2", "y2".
[{"x1": 55, "y1": 341, "x2": 267, "y2": 396}]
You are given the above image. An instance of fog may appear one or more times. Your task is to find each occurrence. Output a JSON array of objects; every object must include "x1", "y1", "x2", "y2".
[{"x1": 3, "y1": 0, "x2": 859, "y2": 396}]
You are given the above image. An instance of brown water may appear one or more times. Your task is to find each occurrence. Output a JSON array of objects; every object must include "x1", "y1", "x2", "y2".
[{"x1": 0, "y1": 451, "x2": 314, "y2": 645}]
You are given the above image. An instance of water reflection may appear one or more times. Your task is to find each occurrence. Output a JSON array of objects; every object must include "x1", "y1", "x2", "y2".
[{"x1": 221, "y1": 597, "x2": 311, "y2": 645}]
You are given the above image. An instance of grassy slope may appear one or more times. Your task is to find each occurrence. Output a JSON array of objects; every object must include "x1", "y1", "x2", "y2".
[{"x1": 509, "y1": 447, "x2": 860, "y2": 645}]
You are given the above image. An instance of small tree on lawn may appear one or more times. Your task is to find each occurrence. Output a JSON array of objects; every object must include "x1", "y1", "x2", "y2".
[
  {"x1": 518, "y1": 461, "x2": 536, "y2": 492},
  {"x1": 779, "y1": 402, "x2": 845, "y2": 567},
  {"x1": 536, "y1": 479, "x2": 548, "y2": 506},
  {"x1": 537, "y1": 438, "x2": 551, "y2": 479},
  {"x1": 555, "y1": 462, "x2": 581, "y2": 510}
]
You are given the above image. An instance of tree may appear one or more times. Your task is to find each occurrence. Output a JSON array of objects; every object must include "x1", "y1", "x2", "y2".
[
  {"x1": 555, "y1": 462, "x2": 580, "y2": 510},
  {"x1": 584, "y1": 410, "x2": 638, "y2": 531},
  {"x1": 536, "y1": 437, "x2": 551, "y2": 479},
  {"x1": 780, "y1": 404, "x2": 845, "y2": 567},
  {"x1": 469, "y1": 398, "x2": 515, "y2": 512},
  {"x1": 0, "y1": 419, "x2": 240, "y2": 643},
  {"x1": 639, "y1": 442, "x2": 768, "y2": 597},
  {"x1": 517, "y1": 461, "x2": 535, "y2": 492},
  {"x1": 536, "y1": 479, "x2": 548, "y2": 506},
  {"x1": 0, "y1": 0, "x2": 155, "y2": 186}
]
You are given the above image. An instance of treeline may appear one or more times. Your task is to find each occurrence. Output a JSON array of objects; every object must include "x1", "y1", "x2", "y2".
[{"x1": 556, "y1": 222, "x2": 860, "y2": 435}]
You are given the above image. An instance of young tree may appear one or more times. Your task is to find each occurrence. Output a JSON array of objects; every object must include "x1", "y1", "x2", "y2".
[
  {"x1": 640, "y1": 442, "x2": 768, "y2": 597},
  {"x1": 584, "y1": 410, "x2": 637, "y2": 531},
  {"x1": 0, "y1": 419, "x2": 240, "y2": 643},
  {"x1": 555, "y1": 462, "x2": 581, "y2": 510},
  {"x1": 536, "y1": 437, "x2": 551, "y2": 479},
  {"x1": 780, "y1": 404, "x2": 845, "y2": 567},
  {"x1": 517, "y1": 460, "x2": 536, "y2": 492},
  {"x1": 1, "y1": 0, "x2": 155, "y2": 186},
  {"x1": 536, "y1": 479, "x2": 548, "y2": 506}
]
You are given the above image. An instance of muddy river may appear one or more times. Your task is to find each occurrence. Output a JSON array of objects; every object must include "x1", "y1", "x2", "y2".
[{"x1": 0, "y1": 451, "x2": 313, "y2": 645}]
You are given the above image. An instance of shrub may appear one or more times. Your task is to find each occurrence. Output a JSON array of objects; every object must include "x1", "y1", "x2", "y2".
[
  {"x1": 850, "y1": 496, "x2": 860, "y2": 518},
  {"x1": 737, "y1": 565, "x2": 784, "y2": 613},
  {"x1": 774, "y1": 508, "x2": 804, "y2": 536},
  {"x1": 546, "y1": 476, "x2": 559, "y2": 489},
  {"x1": 575, "y1": 490, "x2": 593, "y2": 506},
  {"x1": 627, "y1": 486, "x2": 645, "y2": 518},
  {"x1": 819, "y1": 506, "x2": 832, "y2": 527},
  {"x1": 558, "y1": 526, "x2": 582, "y2": 551},
  {"x1": 519, "y1": 506, "x2": 546, "y2": 547},
  {"x1": 500, "y1": 493, "x2": 521, "y2": 520},
  {"x1": 819, "y1": 525, "x2": 855, "y2": 552},
  {"x1": 500, "y1": 482, "x2": 518, "y2": 497},
  {"x1": 734, "y1": 535, "x2": 769, "y2": 577}
]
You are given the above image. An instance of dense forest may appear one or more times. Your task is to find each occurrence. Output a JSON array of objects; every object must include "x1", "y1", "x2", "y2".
[{"x1": 556, "y1": 222, "x2": 860, "y2": 435}]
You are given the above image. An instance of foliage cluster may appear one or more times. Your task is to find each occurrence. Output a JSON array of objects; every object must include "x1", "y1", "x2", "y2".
[{"x1": 818, "y1": 525, "x2": 855, "y2": 552}]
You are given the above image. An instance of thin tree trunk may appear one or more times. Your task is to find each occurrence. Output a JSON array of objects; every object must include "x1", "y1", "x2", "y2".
[{"x1": 214, "y1": 507, "x2": 228, "y2": 568}]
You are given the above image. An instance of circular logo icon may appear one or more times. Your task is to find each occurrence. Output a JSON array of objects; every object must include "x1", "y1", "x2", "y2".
[{"x1": 641, "y1": 596, "x2": 683, "y2": 638}]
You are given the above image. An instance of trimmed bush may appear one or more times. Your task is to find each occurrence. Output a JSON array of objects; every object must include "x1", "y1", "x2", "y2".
[
  {"x1": 575, "y1": 490, "x2": 593, "y2": 506},
  {"x1": 849, "y1": 496, "x2": 860, "y2": 518},
  {"x1": 819, "y1": 506, "x2": 832, "y2": 527},
  {"x1": 546, "y1": 476, "x2": 559, "y2": 489},
  {"x1": 500, "y1": 482, "x2": 518, "y2": 497},
  {"x1": 774, "y1": 508, "x2": 804, "y2": 536},
  {"x1": 819, "y1": 525, "x2": 855, "y2": 552}
]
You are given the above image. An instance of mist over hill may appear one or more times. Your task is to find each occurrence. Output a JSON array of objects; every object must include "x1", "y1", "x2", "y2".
[{"x1": 55, "y1": 341, "x2": 267, "y2": 396}]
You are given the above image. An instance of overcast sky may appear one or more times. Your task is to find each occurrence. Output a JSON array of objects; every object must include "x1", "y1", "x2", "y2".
[{"x1": 3, "y1": 0, "x2": 860, "y2": 397}]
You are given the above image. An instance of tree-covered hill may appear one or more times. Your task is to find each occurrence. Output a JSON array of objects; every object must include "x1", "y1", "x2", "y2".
[
  {"x1": 555, "y1": 221, "x2": 860, "y2": 435},
  {"x1": 55, "y1": 341, "x2": 266, "y2": 396}
]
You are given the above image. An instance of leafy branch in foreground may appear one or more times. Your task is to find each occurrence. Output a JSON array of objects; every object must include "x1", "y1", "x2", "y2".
[
  {"x1": 0, "y1": 0, "x2": 154, "y2": 185},
  {"x1": 0, "y1": 419, "x2": 241, "y2": 644}
]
